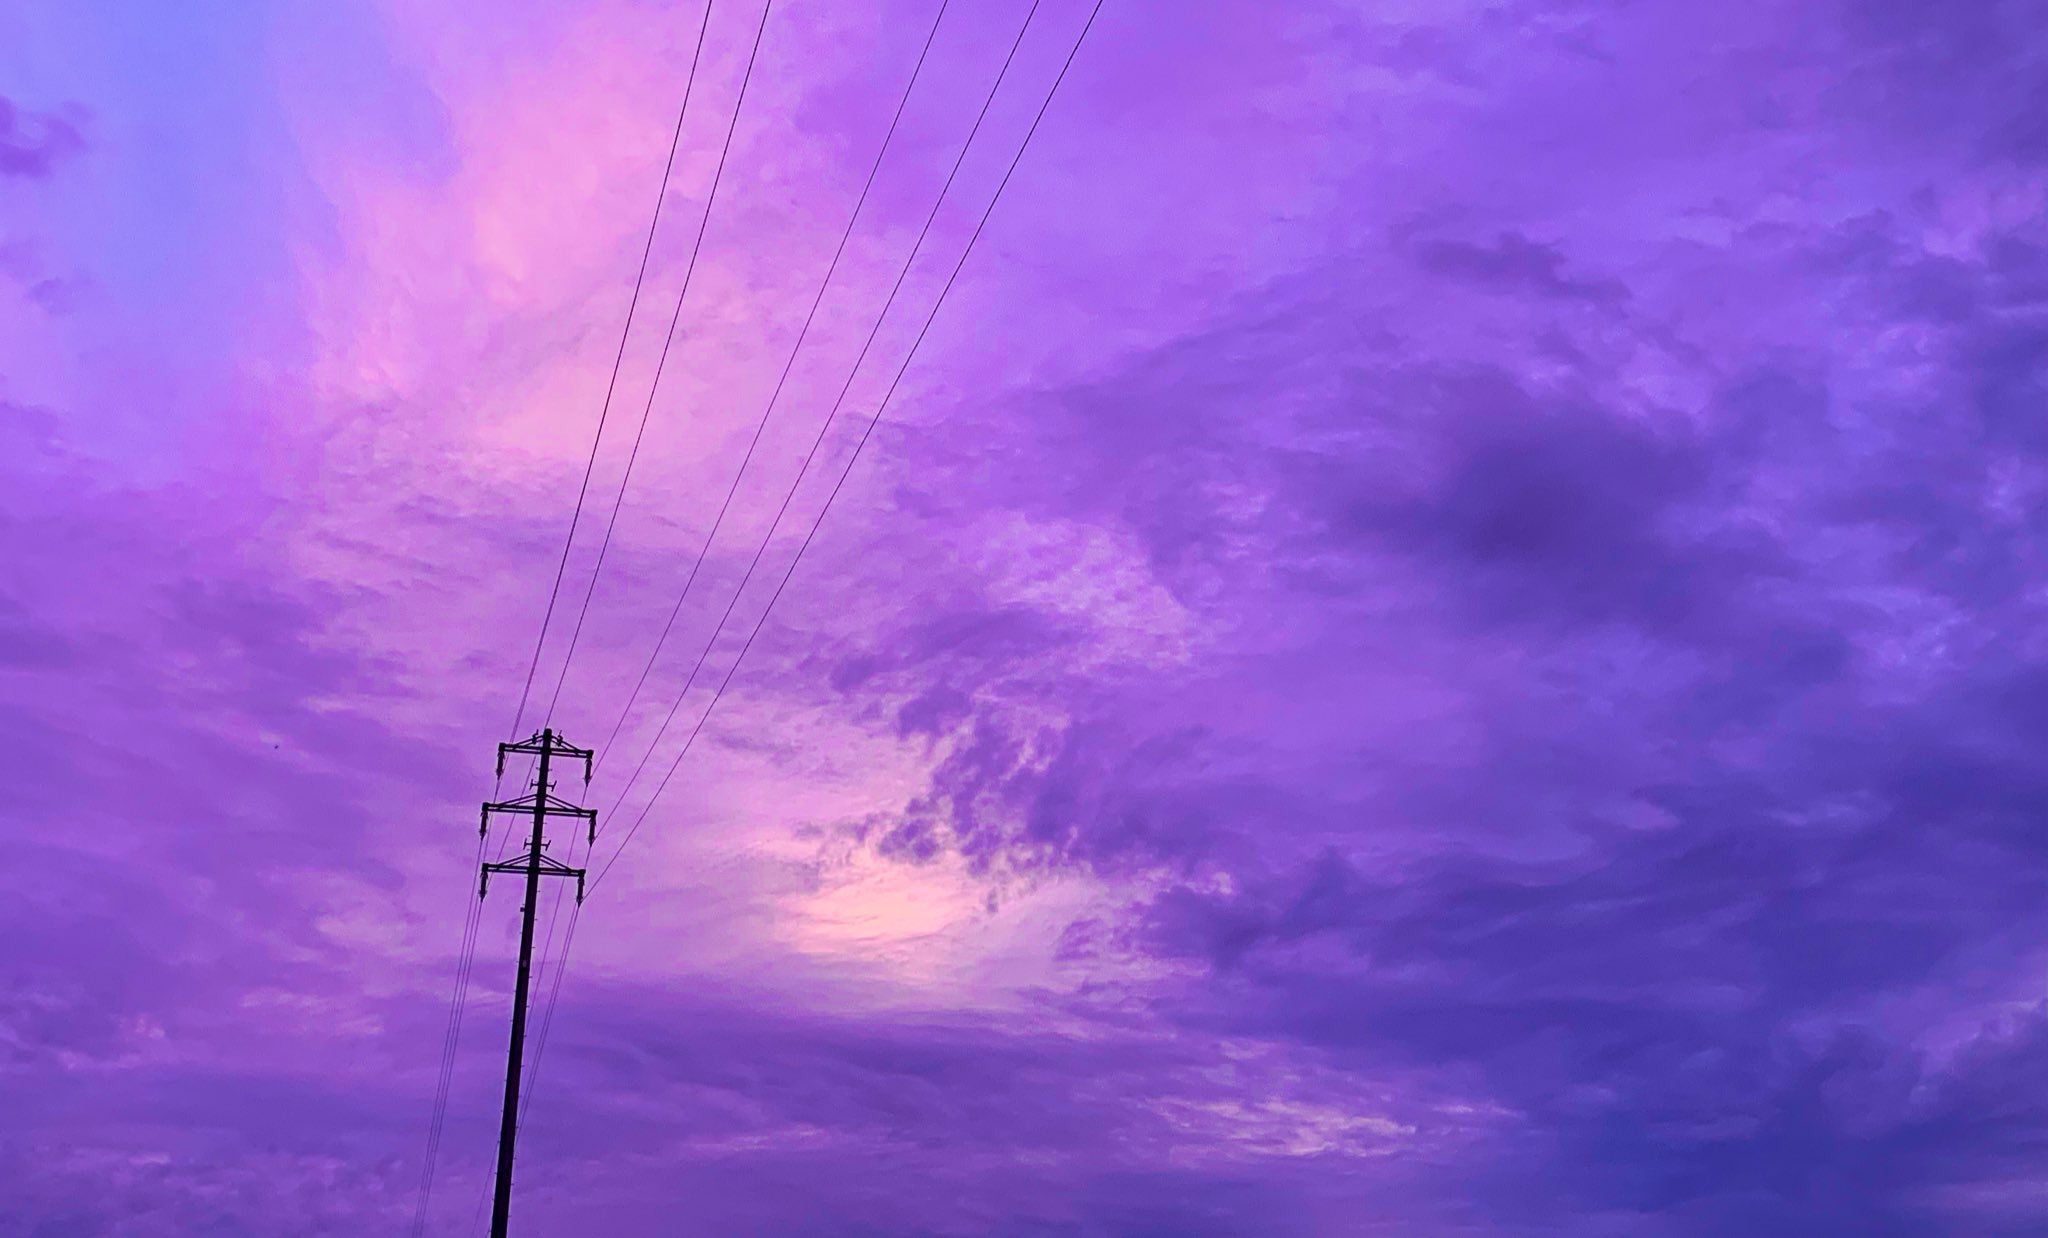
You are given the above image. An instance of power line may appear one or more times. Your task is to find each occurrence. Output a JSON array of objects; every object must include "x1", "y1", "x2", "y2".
[
  {"x1": 455, "y1": 5, "x2": 1106, "y2": 1223},
  {"x1": 511, "y1": 0, "x2": 960, "y2": 1148},
  {"x1": 432, "y1": 5, "x2": 715, "y2": 1228},
  {"x1": 407, "y1": 832, "x2": 490, "y2": 1237},
  {"x1": 507, "y1": 0, "x2": 718, "y2": 742},
  {"x1": 590, "y1": 0, "x2": 957, "y2": 774},
  {"x1": 598, "y1": 0, "x2": 1048, "y2": 832},
  {"x1": 517, "y1": 899, "x2": 581, "y2": 1130},
  {"x1": 541, "y1": 0, "x2": 777, "y2": 728},
  {"x1": 593, "y1": 0, "x2": 1106, "y2": 893},
  {"x1": 501, "y1": 9, "x2": 776, "y2": 1177},
  {"x1": 510, "y1": 0, "x2": 1104, "y2": 1162}
]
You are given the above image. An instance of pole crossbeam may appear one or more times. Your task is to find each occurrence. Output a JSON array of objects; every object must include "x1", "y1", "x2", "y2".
[
  {"x1": 478, "y1": 794, "x2": 597, "y2": 841},
  {"x1": 477, "y1": 727, "x2": 594, "y2": 1238},
  {"x1": 495, "y1": 732, "x2": 594, "y2": 774},
  {"x1": 481, "y1": 852, "x2": 587, "y2": 903}
]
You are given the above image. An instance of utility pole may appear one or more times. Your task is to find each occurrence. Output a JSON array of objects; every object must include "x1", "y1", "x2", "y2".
[{"x1": 479, "y1": 728, "x2": 596, "y2": 1238}]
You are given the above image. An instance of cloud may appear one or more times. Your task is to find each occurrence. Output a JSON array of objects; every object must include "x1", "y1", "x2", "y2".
[
  {"x1": 1840, "y1": 0, "x2": 2048, "y2": 164},
  {"x1": 0, "y1": 98, "x2": 84, "y2": 179},
  {"x1": 739, "y1": 50, "x2": 2048, "y2": 1225},
  {"x1": 9, "y1": 0, "x2": 2048, "y2": 1232},
  {"x1": 1412, "y1": 232, "x2": 1630, "y2": 305}
]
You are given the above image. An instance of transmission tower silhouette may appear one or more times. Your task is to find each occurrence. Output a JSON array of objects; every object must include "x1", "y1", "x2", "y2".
[{"x1": 477, "y1": 728, "x2": 596, "y2": 1238}]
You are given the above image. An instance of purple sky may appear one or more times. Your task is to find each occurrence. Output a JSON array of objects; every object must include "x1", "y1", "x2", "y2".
[{"x1": 6, "y1": 0, "x2": 2048, "y2": 1233}]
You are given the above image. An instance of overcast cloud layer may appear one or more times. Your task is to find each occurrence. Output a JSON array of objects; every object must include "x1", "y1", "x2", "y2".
[{"x1": 6, "y1": 0, "x2": 2048, "y2": 1234}]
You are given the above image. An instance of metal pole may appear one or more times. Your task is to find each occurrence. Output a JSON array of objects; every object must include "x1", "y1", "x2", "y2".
[{"x1": 489, "y1": 728, "x2": 553, "y2": 1238}]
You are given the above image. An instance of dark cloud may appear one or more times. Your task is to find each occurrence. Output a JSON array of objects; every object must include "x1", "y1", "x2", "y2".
[
  {"x1": 437, "y1": 978, "x2": 1420, "y2": 1237},
  {"x1": 0, "y1": 98, "x2": 84, "y2": 179},
  {"x1": 1841, "y1": 0, "x2": 2048, "y2": 164},
  {"x1": 1412, "y1": 232, "x2": 1629, "y2": 305},
  {"x1": 1129, "y1": 671, "x2": 2048, "y2": 1228},
  {"x1": 766, "y1": 29, "x2": 2048, "y2": 1226}
]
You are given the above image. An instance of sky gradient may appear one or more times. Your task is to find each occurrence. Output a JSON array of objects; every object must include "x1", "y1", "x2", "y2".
[{"x1": 6, "y1": 0, "x2": 2048, "y2": 1234}]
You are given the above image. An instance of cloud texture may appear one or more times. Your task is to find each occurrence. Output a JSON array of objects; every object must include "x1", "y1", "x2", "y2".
[{"x1": 6, "y1": 0, "x2": 2048, "y2": 1233}]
